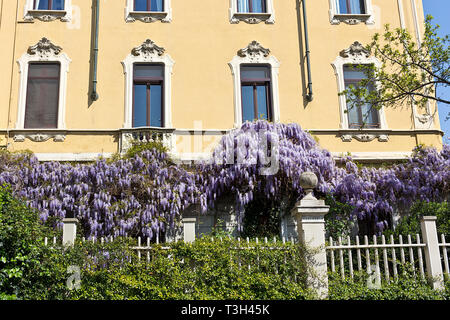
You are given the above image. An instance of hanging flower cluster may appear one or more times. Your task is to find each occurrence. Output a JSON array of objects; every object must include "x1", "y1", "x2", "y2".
[
  {"x1": 0, "y1": 121, "x2": 448, "y2": 237},
  {"x1": 0, "y1": 149, "x2": 198, "y2": 239}
]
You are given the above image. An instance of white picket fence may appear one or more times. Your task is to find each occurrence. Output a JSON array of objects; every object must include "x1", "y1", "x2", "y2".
[
  {"x1": 44, "y1": 234, "x2": 302, "y2": 278},
  {"x1": 49, "y1": 213, "x2": 448, "y2": 296},
  {"x1": 326, "y1": 233, "x2": 449, "y2": 282}
]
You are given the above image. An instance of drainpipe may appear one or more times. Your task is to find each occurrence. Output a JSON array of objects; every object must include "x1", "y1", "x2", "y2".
[
  {"x1": 5, "y1": 0, "x2": 20, "y2": 150},
  {"x1": 301, "y1": 0, "x2": 313, "y2": 102},
  {"x1": 90, "y1": 0, "x2": 99, "y2": 101}
]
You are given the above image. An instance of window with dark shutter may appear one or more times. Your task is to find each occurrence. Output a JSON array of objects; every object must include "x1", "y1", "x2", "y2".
[{"x1": 24, "y1": 63, "x2": 60, "y2": 129}]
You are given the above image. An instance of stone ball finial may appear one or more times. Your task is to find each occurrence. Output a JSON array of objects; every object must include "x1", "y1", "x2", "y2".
[{"x1": 300, "y1": 171, "x2": 318, "y2": 200}]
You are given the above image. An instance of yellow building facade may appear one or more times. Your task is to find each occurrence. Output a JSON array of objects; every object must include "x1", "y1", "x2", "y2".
[{"x1": 0, "y1": 0, "x2": 443, "y2": 162}]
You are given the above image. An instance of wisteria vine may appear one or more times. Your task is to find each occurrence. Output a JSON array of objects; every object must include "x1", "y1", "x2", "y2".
[{"x1": 0, "y1": 121, "x2": 448, "y2": 238}]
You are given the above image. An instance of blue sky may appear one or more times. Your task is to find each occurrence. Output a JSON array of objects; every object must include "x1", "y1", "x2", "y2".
[{"x1": 422, "y1": 0, "x2": 450, "y2": 144}]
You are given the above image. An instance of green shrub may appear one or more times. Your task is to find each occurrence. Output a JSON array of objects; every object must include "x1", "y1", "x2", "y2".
[
  {"x1": 384, "y1": 201, "x2": 449, "y2": 239},
  {"x1": 328, "y1": 271, "x2": 449, "y2": 300},
  {"x1": 125, "y1": 139, "x2": 168, "y2": 159},
  {"x1": 0, "y1": 184, "x2": 60, "y2": 298}
]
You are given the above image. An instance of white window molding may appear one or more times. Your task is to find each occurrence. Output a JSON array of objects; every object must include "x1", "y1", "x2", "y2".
[
  {"x1": 328, "y1": 0, "x2": 374, "y2": 25},
  {"x1": 125, "y1": 0, "x2": 172, "y2": 23},
  {"x1": 23, "y1": 0, "x2": 72, "y2": 22},
  {"x1": 16, "y1": 37, "x2": 71, "y2": 130},
  {"x1": 229, "y1": 0, "x2": 275, "y2": 24},
  {"x1": 121, "y1": 39, "x2": 174, "y2": 129},
  {"x1": 228, "y1": 41, "x2": 281, "y2": 128},
  {"x1": 331, "y1": 41, "x2": 388, "y2": 136}
]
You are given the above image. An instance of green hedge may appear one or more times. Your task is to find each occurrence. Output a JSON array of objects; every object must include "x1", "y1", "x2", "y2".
[
  {"x1": 9, "y1": 237, "x2": 314, "y2": 300},
  {"x1": 328, "y1": 272, "x2": 450, "y2": 300}
]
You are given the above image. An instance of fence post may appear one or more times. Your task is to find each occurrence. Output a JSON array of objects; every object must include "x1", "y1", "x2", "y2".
[
  {"x1": 183, "y1": 217, "x2": 196, "y2": 243},
  {"x1": 62, "y1": 218, "x2": 78, "y2": 246},
  {"x1": 420, "y1": 216, "x2": 444, "y2": 290},
  {"x1": 291, "y1": 172, "x2": 330, "y2": 299}
]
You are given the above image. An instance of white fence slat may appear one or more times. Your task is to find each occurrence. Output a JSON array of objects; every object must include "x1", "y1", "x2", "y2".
[
  {"x1": 373, "y1": 235, "x2": 381, "y2": 284},
  {"x1": 399, "y1": 235, "x2": 406, "y2": 275},
  {"x1": 44, "y1": 237, "x2": 48, "y2": 246},
  {"x1": 390, "y1": 235, "x2": 398, "y2": 281},
  {"x1": 147, "y1": 237, "x2": 151, "y2": 263},
  {"x1": 338, "y1": 237, "x2": 345, "y2": 280},
  {"x1": 347, "y1": 236, "x2": 353, "y2": 279},
  {"x1": 137, "y1": 237, "x2": 141, "y2": 261},
  {"x1": 407, "y1": 234, "x2": 416, "y2": 275},
  {"x1": 381, "y1": 235, "x2": 389, "y2": 282},
  {"x1": 365, "y1": 235, "x2": 370, "y2": 274},
  {"x1": 329, "y1": 237, "x2": 335, "y2": 273},
  {"x1": 416, "y1": 233, "x2": 425, "y2": 279},
  {"x1": 356, "y1": 236, "x2": 362, "y2": 272},
  {"x1": 441, "y1": 234, "x2": 449, "y2": 275}
]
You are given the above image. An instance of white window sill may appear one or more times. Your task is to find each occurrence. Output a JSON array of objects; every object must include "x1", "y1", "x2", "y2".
[
  {"x1": 330, "y1": 13, "x2": 374, "y2": 25},
  {"x1": 230, "y1": 12, "x2": 274, "y2": 24},
  {"x1": 24, "y1": 9, "x2": 70, "y2": 22},
  {"x1": 126, "y1": 11, "x2": 171, "y2": 23}
]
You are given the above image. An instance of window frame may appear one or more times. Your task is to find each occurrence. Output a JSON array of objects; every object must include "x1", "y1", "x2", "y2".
[
  {"x1": 132, "y1": 64, "x2": 165, "y2": 128},
  {"x1": 331, "y1": 42, "x2": 387, "y2": 133},
  {"x1": 337, "y1": 0, "x2": 366, "y2": 14},
  {"x1": 16, "y1": 38, "x2": 71, "y2": 130},
  {"x1": 343, "y1": 65, "x2": 380, "y2": 129},
  {"x1": 133, "y1": 0, "x2": 164, "y2": 12},
  {"x1": 328, "y1": 0, "x2": 374, "y2": 25},
  {"x1": 122, "y1": 39, "x2": 174, "y2": 129},
  {"x1": 125, "y1": 0, "x2": 172, "y2": 23},
  {"x1": 229, "y1": 41, "x2": 280, "y2": 128},
  {"x1": 236, "y1": 0, "x2": 267, "y2": 14},
  {"x1": 229, "y1": 0, "x2": 275, "y2": 24},
  {"x1": 24, "y1": 0, "x2": 72, "y2": 22},
  {"x1": 240, "y1": 65, "x2": 273, "y2": 122}
]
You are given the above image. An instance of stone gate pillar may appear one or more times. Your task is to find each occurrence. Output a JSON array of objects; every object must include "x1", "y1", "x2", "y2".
[{"x1": 291, "y1": 171, "x2": 329, "y2": 299}]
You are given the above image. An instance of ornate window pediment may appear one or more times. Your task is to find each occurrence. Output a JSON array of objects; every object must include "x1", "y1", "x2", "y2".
[
  {"x1": 339, "y1": 41, "x2": 370, "y2": 59},
  {"x1": 23, "y1": 0, "x2": 73, "y2": 22},
  {"x1": 16, "y1": 38, "x2": 71, "y2": 133},
  {"x1": 131, "y1": 39, "x2": 166, "y2": 58},
  {"x1": 229, "y1": 0, "x2": 275, "y2": 24},
  {"x1": 328, "y1": 0, "x2": 374, "y2": 25},
  {"x1": 237, "y1": 40, "x2": 271, "y2": 59},
  {"x1": 125, "y1": 0, "x2": 172, "y2": 23}
]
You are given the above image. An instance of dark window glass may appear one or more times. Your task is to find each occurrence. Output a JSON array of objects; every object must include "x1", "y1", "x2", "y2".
[
  {"x1": 35, "y1": 0, "x2": 65, "y2": 10},
  {"x1": 133, "y1": 64, "x2": 164, "y2": 128},
  {"x1": 241, "y1": 65, "x2": 271, "y2": 122},
  {"x1": 134, "y1": 0, "x2": 164, "y2": 12},
  {"x1": 24, "y1": 63, "x2": 60, "y2": 129},
  {"x1": 344, "y1": 65, "x2": 379, "y2": 128},
  {"x1": 237, "y1": 0, "x2": 266, "y2": 13},
  {"x1": 338, "y1": 0, "x2": 366, "y2": 14}
]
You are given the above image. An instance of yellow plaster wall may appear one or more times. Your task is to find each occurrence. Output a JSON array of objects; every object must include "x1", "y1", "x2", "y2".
[{"x1": 0, "y1": 0, "x2": 443, "y2": 158}]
